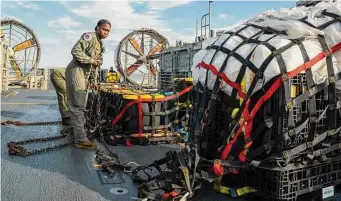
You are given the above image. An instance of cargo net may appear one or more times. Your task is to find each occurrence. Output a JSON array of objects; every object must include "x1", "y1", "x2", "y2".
[
  {"x1": 190, "y1": 1, "x2": 341, "y2": 175},
  {"x1": 127, "y1": 2, "x2": 341, "y2": 201},
  {"x1": 85, "y1": 79, "x2": 193, "y2": 146}
]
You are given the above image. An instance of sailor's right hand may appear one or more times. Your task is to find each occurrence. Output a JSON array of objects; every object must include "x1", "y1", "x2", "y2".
[{"x1": 91, "y1": 59, "x2": 98, "y2": 68}]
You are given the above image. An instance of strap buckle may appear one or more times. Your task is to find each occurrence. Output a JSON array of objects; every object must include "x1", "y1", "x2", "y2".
[
  {"x1": 200, "y1": 171, "x2": 208, "y2": 179},
  {"x1": 214, "y1": 159, "x2": 222, "y2": 165},
  {"x1": 328, "y1": 129, "x2": 337, "y2": 136},
  {"x1": 249, "y1": 160, "x2": 261, "y2": 168},
  {"x1": 286, "y1": 100, "x2": 294, "y2": 110},
  {"x1": 322, "y1": 142, "x2": 331, "y2": 148},
  {"x1": 211, "y1": 93, "x2": 218, "y2": 100},
  {"x1": 310, "y1": 116, "x2": 317, "y2": 123},
  {"x1": 281, "y1": 73, "x2": 289, "y2": 82},
  {"x1": 307, "y1": 141, "x2": 313, "y2": 148},
  {"x1": 307, "y1": 152, "x2": 314, "y2": 160},
  {"x1": 291, "y1": 39, "x2": 301, "y2": 44},
  {"x1": 288, "y1": 129, "x2": 295, "y2": 137},
  {"x1": 264, "y1": 143, "x2": 271, "y2": 151},
  {"x1": 265, "y1": 118, "x2": 273, "y2": 128},
  {"x1": 320, "y1": 155, "x2": 328, "y2": 162},
  {"x1": 256, "y1": 70, "x2": 263, "y2": 79},
  {"x1": 324, "y1": 48, "x2": 331, "y2": 56},
  {"x1": 329, "y1": 76, "x2": 336, "y2": 84},
  {"x1": 272, "y1": 50, "x2": 280, "y2": 56},
  {"x1": 308, "y1": 88, "x2": 315, "y2": 96}
]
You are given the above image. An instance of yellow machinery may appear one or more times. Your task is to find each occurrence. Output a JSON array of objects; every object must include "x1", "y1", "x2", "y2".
[
  {"x1": 106, "y1": 70, "x2": 120, "y2": 83},
  {"x1": 100, "y1": 67, "x2": 120, "y2": 84}
]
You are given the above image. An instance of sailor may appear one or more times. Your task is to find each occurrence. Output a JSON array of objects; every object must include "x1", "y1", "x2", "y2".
[
  {"x1": 50, "y1": 68, "x2": 71, "y2": 126},
  {"x1": 65, "y1": 19, "x2": 111, "y2": 149}
]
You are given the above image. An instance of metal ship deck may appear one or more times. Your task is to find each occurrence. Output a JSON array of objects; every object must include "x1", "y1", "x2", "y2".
[
  {"x1": 2, "y1": 89, "x2": 340, "y2": 201},
  {"x1": 0, "y1": 89, "x2": 237, "y2": 201}
]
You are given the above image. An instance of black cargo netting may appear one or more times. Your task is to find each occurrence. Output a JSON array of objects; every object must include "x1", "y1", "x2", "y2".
[
  {"x1": 190, "y1": 8, "x2": 341, "y2": 167},
  {"x1": 85, "y1": 80, "x2": 193, "y2": 146},
  {"x1": 95, "y1": 6, "x2": 341, "y2": 201},
  {"x1": 185, "y1": 6, "x2": 341, "y2": 201}
]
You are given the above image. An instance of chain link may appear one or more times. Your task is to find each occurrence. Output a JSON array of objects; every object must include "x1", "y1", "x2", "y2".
[
  {"x1": 7, "y1": 128, "x2": 72, "y2": 156},
  {"x1": 1, "y1": 120, "x2": 62, "y2": 126},
  {"x1": 5, "y1": 66, "x2": 101, "y2": 157}
]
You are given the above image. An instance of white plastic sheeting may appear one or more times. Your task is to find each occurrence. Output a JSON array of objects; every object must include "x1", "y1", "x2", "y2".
[{"x1": 192, "y1": 0, "x2": 341, "y2": 98}]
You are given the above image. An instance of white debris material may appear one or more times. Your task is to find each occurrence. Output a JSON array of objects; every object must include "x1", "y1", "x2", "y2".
[{"x1": 192, "y1": 0, "x2": 341, "y2": 98}]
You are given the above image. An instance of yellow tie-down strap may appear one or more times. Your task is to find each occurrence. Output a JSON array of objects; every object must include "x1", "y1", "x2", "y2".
[
  {"x1": 173, "y1": 77, "x2": 193, "y2": 82},
  {"x1": 123, "y1": 94, "x2": 165, "y2": 100},
  {"x1": 213, "y1": 177, "x2": 256, "y2": 197},
  {"x1": 110, "y1": 89, "x2": 147, "y2": 94}
]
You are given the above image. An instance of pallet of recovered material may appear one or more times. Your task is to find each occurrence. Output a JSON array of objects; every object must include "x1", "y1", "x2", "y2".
[
  {"x1": 86, "y1": 78, "x2": 193, "y2": 145},
  {"x1": 188, "y1": 1, "x2": 341, "y2": 201}
]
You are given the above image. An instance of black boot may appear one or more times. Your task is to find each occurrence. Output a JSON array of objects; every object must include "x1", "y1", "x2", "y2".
[{"x1": 62, "y1": 117, "x2": 71, "y2": 126}]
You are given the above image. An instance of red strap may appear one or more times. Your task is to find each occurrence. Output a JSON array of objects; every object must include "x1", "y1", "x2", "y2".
[
  {"x1": 162, "y1": 193, "x2": 170, "y2": 199},
  {"x1": 220, "y1": 41, "x2": 341, "y2": 161},
  {"x1": 243, "y1": 100, "x2": 252, "y2": 140},
  {"x1": 141, "y1": 85, "x2": 193, "y2": 102},
  {"x1": 162, "y1": 191, "x2": 179, "y2": 199},
  {"x1": 220, "y1": 120, "x2": 246, "y2": 159},
  {"x1": 170, "y1": 190, "x2": 179, "y2": 197},
  {"x1": 111, "y1": 100, "x2": 138, "y2": 126},
  {"x1": 111, "y1": 86, "x2": 193, "y2": 140},
  {"x1": 250, "y1": 42, "x2": 341, "y2": 120},
  {"x1": 138, "y1": 96, "x2": 143, "y2": 137},
  {"x1": 213, "y1": 160, "x2": 224, "y2": 176},
  {"x1": 197, "y1": 61, "x2": 246, "y2": 99},
  {"x1": 125, "y1": 139, "x2": 133, "y2": 147},
  {"x1": 238, "y1": 150, "x2": 247, "y2": 163}
]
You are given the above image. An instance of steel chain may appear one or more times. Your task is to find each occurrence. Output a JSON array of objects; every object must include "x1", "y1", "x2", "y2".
[
  {"x1": 6, "y1": 66, "x2": 102, "y2": 157},
  {"x1": 87, "y1": 86, "x2": 123, "y2": 165},
  {"x1": 7, "y1": 127, "x2": 72, "y2": 156},
  {"x1": 1, "y1": 120, "x2": 62, "y2": 126},
  {"x1": 5, "y1": 67, "x2": 158, "y2": 177}
]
